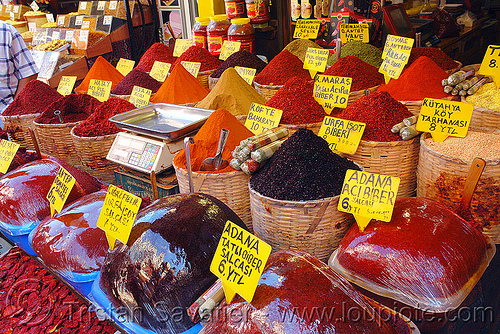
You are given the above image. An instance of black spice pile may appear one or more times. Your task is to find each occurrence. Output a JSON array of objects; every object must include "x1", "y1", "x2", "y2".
[
  {"x1": 210, "y1": 50, "x2": 267, "y2": 79},
  {"x1": 250, "y1": 129, "x2": 360, "y2": 201}
]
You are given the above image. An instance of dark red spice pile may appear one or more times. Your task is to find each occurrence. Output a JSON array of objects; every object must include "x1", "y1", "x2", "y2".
[
  {"x1": 406, "y1": 47, "x2": 458, "y2": 71},
  {"x1": 210, "y1": 50, "x2": 267, "y2": 78},
  {"x1": 266, "y1": 77, "x2": 325, "y2": 125},
  {"x1": 254, "y1": 49, "x2": 311, "y2": 86},
  {"x1": 34, "y1": 94, "x2": 102, "y2": 125},
  {"x1": 111, "y1": 69, "x2": 162, "y2": 95},
  {"x1": 323, "y1": 56, "x2": 384, "y2": 91},
  {"x1": 0, "y1": 130, "x2": 7, "y2": 140},
  {"x1": 73, "y1": 97, "x2": 136, "y2": 137},
  {"x1": 3, "y1": 80, "x2": 63, "y2": 116},
  {"x1": 135, "y1": 42, "x2": 177, "y2": 72},
  {"x1": 337, "y1": 91, "x2": 413, "y2": 142},
  {"x1": 172, "y1": 46, "x2": 221, "y2": 72},
  {"x1": 0, "y1": 248, "x2": 117, "y2": 333}
]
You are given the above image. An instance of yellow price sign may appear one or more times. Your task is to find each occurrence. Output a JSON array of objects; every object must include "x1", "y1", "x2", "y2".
[
  {"x1": 46, "y1": 167, "x2": 76, "y2": 217},
  {"x1": 219, "y1": 40, "x2": 241, "y2": 61},
  {"x1": 129, "y1": 86, "x2": 152, "y2": 108},
  {"x1": 382, "y1": 34, "x2": 414, "y2": 59},
  {"x1": 181, "y1": 61, "x2": 201, "y2": 78},
  {"x1": 116, "y1": 58, "x2": 135, "y2": 76},
  {"x1": 210, "y1": 221, "x2": 271, "y2": 304},
  {"x1": 150, "y1": 61, "x2": 171, "y2": 82},
  {"x1": 415, "y1": 98, "x2": 473, "y2": 143},
  {"x1": 97, "y1": 184, "x2": 142, "y2": 250},
  {"x1": 293, "y1": 19, "x2": 321, "y2": 39},
  {"x1": 379, "y1": 47, "x2": 410, "y2": 83},
  {"x1": 340, "y1": 23, "x2": 369, "y2": 44},
  {"x1": 338, "y1": 170, "x2": 400, "y2": 231},
  {"x1": 244, "y1": 103, "x2": 283, "y2": 135},
  {"x1": 303, "y1": 47, "x2": 329, "y2": 78},
  {"x1": 318, "y1": 116, "x2": 365, "y2": 154},
  {"x1": 88, "y1": 79, "x2": 111, "y2": 102},
  {"x1": 478, "y1": 45, "x2": 500, "y2": 87},
  {"x1": 57, "y1": 76, "x2": 77, "y2": 96},
  {"x1": 0, "y1": 140, "x2": 20, "y2": 174},
  {"x1": 173, "y1": 38, "x2": 193, "y2": 57},
  {"x1": 234, "y1": 66, "x2": 257, "y2": 85},
  {"x1": 314, "y1": 75, "x2": 352, "y2": 112}
]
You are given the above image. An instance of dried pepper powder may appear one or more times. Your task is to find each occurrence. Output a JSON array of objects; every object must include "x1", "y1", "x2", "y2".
[
  {"x1": 0, "y1": 130, "x2": 7, "y2": 140},
  {"x1": 336, "y1": 91, "x2": 413, "y2": 142},
  {"x1": 34, "y1": 94, "x2": 102, "y2": 125},
  {"x1": 136, "y1": 42, "x2": 177, "y2": 72},
  {"x1": 406, "y1": 47, "x2": 458, "y2": 71},
  {"x1": 323, "y1": 56, "x2": 384, "y2": 92},
  {"x1": 111, "y1": 69, "x2": 162, "y2": 95},
  {"x1": 210, "y1": 50, "x2": 267, "y2": 78},
  {"x1": 74, "y1": 56, "x2": 124, "y2": 94},
  {"x1": 172, "y1": 46, "x2": 221, "y2": 72},
  {"x1": 250, "y1": 128, "x2": 360, "y2": 201},
  {"x1": 254, "y1": 49, "x2": 311, "y2": 86},
  {"x1": 265, "y1": 77, "x2": 325, "y2": 125},
  {"x1": 73, "y1": 97, "x2": 136, "y2": 137},
  {"x1": 3, "y1": 80, "x2": 62, "y2": 116}
]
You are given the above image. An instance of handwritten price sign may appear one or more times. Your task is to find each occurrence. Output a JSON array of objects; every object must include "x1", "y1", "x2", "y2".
[
  {"x1": 478, "y1": 45, "x2": 500, "y2": 87},
  {"x1": 46, "y1": 167, "x2": 75, "y2": 217},
  {"x1": 244, "y1": 103, "x2": 283, "y2": 135},
  {"x1": 293, "y1": 19, "x2": 321, "y2": 39},
  {"x1": 88, "y1": 79, "x2": 111, "y2": 102},
  {"x1": 0, "y1": 140, "x2": 20, "y2": 174},
  {"x1": 318, "y1": 116, "x2": 365, "y2": 154}
]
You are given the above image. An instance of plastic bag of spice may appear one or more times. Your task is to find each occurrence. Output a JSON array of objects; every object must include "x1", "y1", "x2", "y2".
[{"x1": 432, "y1": 9, "x2": 460, "y2": 39}]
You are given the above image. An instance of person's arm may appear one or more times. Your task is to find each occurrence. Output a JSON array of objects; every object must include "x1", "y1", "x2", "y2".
[{"x1": 14, "y1": 73, "x2": 38, "y2": 99}]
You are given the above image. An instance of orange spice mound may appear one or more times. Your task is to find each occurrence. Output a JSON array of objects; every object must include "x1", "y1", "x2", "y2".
[{"x1": 75, "y1": 56, "x2": 124, "y2": 93}]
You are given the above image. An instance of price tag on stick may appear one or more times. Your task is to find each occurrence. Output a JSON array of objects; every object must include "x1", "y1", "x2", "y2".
[
  {"x1": 293, "y1": 19, "x2": 321, "y2": 39},
  {"x1": 173, "y1": 39, "x2": 193, "y2": 57},
  {"x1": 219, "y1": 40, "x2": 241, "y2": 60},
  {"x1": 314, "y1": 75, "x2": 352, "y2": 113},
  {"x1": 88, "y1": 79, "x2": 111, "y2": 102},
  {"x1": 244, "y1": 103, "x2": 283, "y2": 135},
  {"x1": 150, "y1": 61, "x2": 171, "y2": 82},
  {"x1": 57, "y1": 76, "x2": 77, "y2": 96},
  {"x1": 0, "y1": 140, "x2": 20, "y2": 174},
  {"x1": 46, "y1": 167, "x2": 76, "y2": 217},
  {"x1": 235, "y1": 66, "x2": 256, "y2": 85},
  {"x1": 116, "y1": 58, "x2": 135, "y2": 76},
  {"x1": 318, "y1": 116, "x2": 365, "y2": 154},
  {"x1": 303, "y1": 47, "x2": 329, "y2": 78},
  {"x1": 181, "y1": 61, "x2": 201, "y2": 78},
  {"x1": 129, "y1": 86, "x2": 152, "y2": 108},
  {"x1": 478, "y1": 45, "x2": 500, "y2": 87},
  {"x1": 379, "y1": 47, "x2": 410, "y2": 83}
]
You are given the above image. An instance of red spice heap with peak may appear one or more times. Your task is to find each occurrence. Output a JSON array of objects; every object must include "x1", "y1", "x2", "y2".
[
  {"x1": 336, "y1": 91, "x2": 413, "y2": 142},
  {"x1": 406, "y1": 47, "x2": 458, "y2": 71},
  {"x1": 3, "y1": 80, "x2": 62, "y2": 116},
  {"x1": 323, "y1": 55, "x2": 384, "y2": 91},
  {"x1": 266, "y1": 77, "x2": 325, "y2": 125},
  {"x1": 172, "y1": 46, "x2": 221, "y2": 72},
  {"x1": 111, "y1": 69, "x2": 162, "y2": 95},
  {"x1": 378, "y1": 56, "x2": 449, "y2": 101},
  {"x1": 136, "y1": 42, "x2": 177, "y2": 72},
  {"x1": 254, "y1": 49, "x2": 311, "y2": 86},
  {"x1": 73, "y1": 97, "x2": 136, "y2": 137},
  {"x1": 34, "y1": 94, "x2": 102, "y2": 125}
]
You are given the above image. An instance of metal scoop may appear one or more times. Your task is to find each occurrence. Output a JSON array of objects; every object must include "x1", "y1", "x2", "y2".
[{"x1": 200, "y1": 129, "x2": 230, "y2": 171}]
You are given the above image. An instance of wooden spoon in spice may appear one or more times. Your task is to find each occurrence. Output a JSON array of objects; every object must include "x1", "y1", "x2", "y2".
[
  {"x1": 455, "y1": 157, "x2": 486, "y2": 228},
  {"x1": 200, "y1": 129, "x2": 229, "y2": 171}
]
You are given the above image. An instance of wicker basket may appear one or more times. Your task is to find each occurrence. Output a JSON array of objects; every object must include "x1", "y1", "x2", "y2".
[
  {"x1": 417, "y1": 133, "x2": 500, "y2": 243},
  {"x1": 208, "y1": 76, "x2": 219, "y2": 89},
  {"x1": 446, "y1": 60, "x2": 462, "y2": 75},
  {"x1": 70, "y1": 128, "x2": 117, "y2": 184},
  {"x1": 0, "y1": 113, "x2": 40, "y2": 150},
  {"x1": 173, "y1": 161, "x2": 253, "y2": 232},
  {"x1": 347, "y1": 85, "x2": 379, "y2": 106},
  {"x1": 342, "y1": 137, "x2": 420, "y2": 197},
  {"x1": 460, "y1": 97, "x2": 500, "y2": 132},
  {"x1": 249, "y1": 185, "x2": 354, "y2": 262},
  {"x1": 253, "y1": 81, "x2": 282, "y2": 100},
  {"x1": 279, "y1": 121, "x2": 322, "y2": 136},
  {"x1": 34, "y1": 120, "x2": 81, "y2": 167},
  {"x1": 197, "y1": 70, "x2": 215, "y2": 89},
  {"x1": 109, "y1": 94, "x2": 131, "y2": 102}
]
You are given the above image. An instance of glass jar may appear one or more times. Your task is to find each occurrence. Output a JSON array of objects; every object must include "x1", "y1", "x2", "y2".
[
  {"x1": 244, "y1": 0, "x2": 271, "y2": 26},
  {"x1": 224, "y1": 0, "x2": 246, "y2": 19},
  {"x1": 192, "y1": 17, "x2": 210, "y2": 49},
  {"x1": 207, "y1": 14, "x2": 231, "y2": 56},
  {"x1": 228, "y1": 18, "x2": 255, "y2": 53}
]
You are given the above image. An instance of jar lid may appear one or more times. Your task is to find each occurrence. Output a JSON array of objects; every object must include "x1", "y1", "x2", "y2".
[
  {"x1": 210, "y1": 14, "x2": 229, "y2": 21},
  {"x1": 231, "y1": 18, "x2": 251, "y2": 25},
  {"x1": 195, "y1": 17, "x2": 210, "y2": 25}
]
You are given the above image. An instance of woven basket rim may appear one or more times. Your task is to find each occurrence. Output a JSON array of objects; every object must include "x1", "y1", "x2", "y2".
[
  {"x1": 34, "y1": 120, "x2": 80, "y2": 128},
  {"x1": 350, "y1": 85, "x2": 380, "y2": 95},
  {"x1": 199, "y1": 69, "x2": 215, "y2": 75},
  {"x1": 253, "y1": 81, "x2": 283, "y2": 89},
  {"x1": 70, "y1": 127, "x2": 119, "y2": 141},
  {"x1": 173, "y1": 160, "x2": 245, "y2": 178},
  {"x1": 280, "y1": 121, "x2": 322, "y2": 128},
  {"x1": 249, "y1": 182, "x2": 340, "y2": 205},
  {"x1": 359, "y1": 136, "x2": 420, "y2": 147},
  {"x1": 0, "y1": 112, "x2": 41, "y2": 120}
]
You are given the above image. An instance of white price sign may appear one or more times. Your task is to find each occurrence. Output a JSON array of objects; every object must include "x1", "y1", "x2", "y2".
[
  {"x1": 103, "y1": 15, "x2": 112, "y2": 25},
  {"x1": 46, "y1": 13, "x2": 55, "y2": 23},
  {"x1": 75, "y1": 16, "x2": 83, "y2": 26},
  {"x1": 109, "y1": 1, "x2": 118, "y2": 10},
  {"x1": 98, "y1": 1, "x2": 106, "y2": 10},
  {"x1": 28, "y1": 22, "x2": 37, "y2": 33}
]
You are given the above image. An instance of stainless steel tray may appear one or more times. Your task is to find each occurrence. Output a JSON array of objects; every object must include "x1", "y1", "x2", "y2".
[{"x1": 110, "y1": 103, "x2": 214, "y2": 141}]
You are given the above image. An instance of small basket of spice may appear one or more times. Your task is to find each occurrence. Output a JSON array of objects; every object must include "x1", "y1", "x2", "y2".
[
  {"x1": 171, "y1": 46, "x2": 221, "y2": 89},
  {"x1": 460, "y1": 81, "x2": 500, "y2": 132}
]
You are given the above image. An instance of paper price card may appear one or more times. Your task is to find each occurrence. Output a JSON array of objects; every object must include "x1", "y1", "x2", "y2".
[
  {"x1": 57, "y1": 76, "x2": 77, "y2": 96},
  {"x1": 210, "y1": 221, "x2": 271, "y2": 304},
  {"x1": 13, "y1": 5, "x2": 19, "y2": 13},
  {"x1": 478, "y1": 45, "x2": 500, "y2": 87},
  {"x1": 340, "y1": 23, "x2": 369, "y2": 43},
  {"x1": 314, "y1": 75, "x2": 352, "y2": 112},
  {"x1": 235, "y1": 66, "x2": 256, "y2": 85},
  {"x1": 116, "y1": 58, "x2": 135, "y2": 76},
  {"x1": 338, "y1": 170, "x2": 400, "y2": 231},
  {"x1": 382, "y1": 34, "x2": 414, "y2": 59},
  {"x1": 173, "y1": 39, "x2": 193, "y2": 57},
  {"x1": 30, "y1": 1, "x2": 39, "y2": 11},
  {"x1": 303, "y1": 47, "x2": 329, "y2": 78},
  {"x1": 244, "y1": 103, "x2": 283, "y2": 135},
  {"x1": 293, "y1": 19, "x2": 321, "y2": 39},
  {"x1": 318, "y1": 116, "x2": 365, "y2": 154},
  {"x1": 0, "y1": 140, "x2": 20, "y2": 174},
  {"x1": 46, "y1": 167, "x2": 75, "y2": 217},
  {"x1": 181, "y1": 61, "x2": 201, "y2": 78},
  {"x1": 75, "y1": 16, "x2": 83, "y2": 26},
  {"x1": 415, "y1": 98, "x2": 473, "y2": 142},
  {"x1": 58, "y1": 16, "x2": 65, "y2": 26},
  {"x1": 46, "y1": 14, "x2": 55, "y2": 23},
  {"x1": 150, "y1": 61, "x2": 171, "y2": 82},
  {"x1": 219, "y1": 40, "x2": 241, "y2": 61},
  {"x1": 97, "y1": 184, "x2": 142, "y2": 250},
  {"x1": 28, "y1": 22, "x2": 37, "y2": 33},
  {"x1": 378, "y1": 47, "x2": 410, "y2": 83},
  {"x1": 129, "y1": 86, "x2": 152, "y2": 108},
  {"x1": 88, "y1": 79, "x2": 111, "y2": 102}
]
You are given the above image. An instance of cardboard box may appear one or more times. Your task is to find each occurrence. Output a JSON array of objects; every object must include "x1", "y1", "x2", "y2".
[{"x1": 114, "y1": 167, "x2": 179, "y2": 199}]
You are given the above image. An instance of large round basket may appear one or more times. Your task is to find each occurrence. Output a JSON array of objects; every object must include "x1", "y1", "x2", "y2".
[
  {"x1": 34, "y1": 120, "x2": 81, "y2": 167},
  {"x1": 208, "y1": 76, "x2": 219, "y2": 89},
  {"x1": 417, "y1": 133, "x2": 500, "y2": 243},
  {"x1": 279, "y1": 121, "x2": 322, "y2": 136},
  {"x1": 0, "y1": 113, "x2": 40, "y2": 150},
  {"x1": 347, "y1": 85, "x2": 379, "y2": 106},
  {"x1": 249, "y1": 185, "x2": 354, "y2": 262},
  {"x1": 173, "y1": 161, "x2": 253, "y2": 232},
  {"x1": 253, "y1": 81, "x2": 282, "y2": 100},
  {"x1": 460, "y1": 96, "x2": 500, "y2": 131},
  {"x1": 342, "y1": 137, "x2": 420, "y2": 197},
  {"x1": 70, "y1": 128, "x2": 118, "y2": 184},
  {"x1": 197, "y1": 70, "x2": 215, "y2": 89}
]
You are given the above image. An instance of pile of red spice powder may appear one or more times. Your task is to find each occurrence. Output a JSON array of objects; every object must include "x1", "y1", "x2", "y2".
[
  {"x1": 377, "y1": 56, "x2": 449, "y2": 101},
  {"x1": 34, "y1": 94, "x2": 102, "y2": 125},
  {"x1": 336, "y1": 91, "x2": 413, "y2": 142},
  {"x1": 266, "y1": 77, "x2": 325, "y2": 125},
  {"x1": 135, "y1": 42, "x2": 177, "y2": 72},
  {"x1": 73, "y1": 97, "x2": 136, "y2": 137},
  {"x1": 172, "y1": 46, "x2": 221, "y2": 72},
  {"x1": 3, "y1": 80, "x2": 62, "y2": 116},
  {"x1": 406, "y1": 47, "x2": 458, "y2": 71},
  {"x1": 111, "y1": 69, "x2": 162, "y2": 95},
  {"x1": 254, "y1": 49, "x2": 311, "y2": 86},
  {"x1": 323, "y1": 55, "x2": 384, "y2": 91}
]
